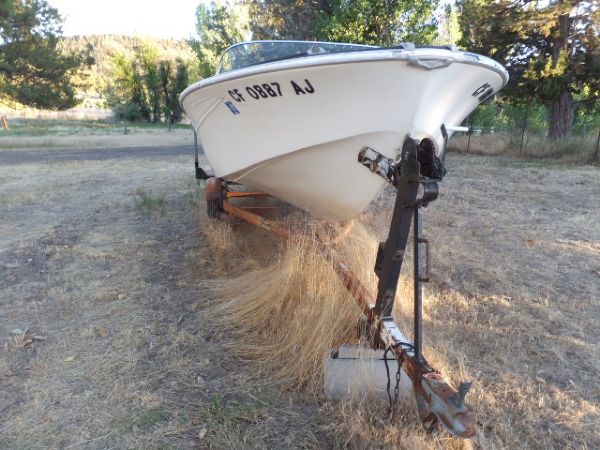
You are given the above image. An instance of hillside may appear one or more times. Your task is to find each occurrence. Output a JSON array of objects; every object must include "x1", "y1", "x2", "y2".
[{"x1": 59, "y1": 35, "x2": 199, "y2": 109}]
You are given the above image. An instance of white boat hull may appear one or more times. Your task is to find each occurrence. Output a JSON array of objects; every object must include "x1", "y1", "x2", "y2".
[{"x1": 181, "y1": 48, "x2": 507, "y2": 220}]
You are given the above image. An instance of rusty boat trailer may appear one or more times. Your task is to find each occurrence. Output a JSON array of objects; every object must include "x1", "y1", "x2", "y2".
[{"x1": 199, "y1": 135, "x2": 475, "y2": 438}]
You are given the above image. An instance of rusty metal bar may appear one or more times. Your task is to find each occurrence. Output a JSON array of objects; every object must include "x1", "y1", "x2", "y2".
[
  {"x1": 373, "y1": 169, "x2": 418, "y2": 318},
  {"x1": 222, "y1": 200, "x2": 292, "y2": 240},
  {"x1": 226, "y1": 191, "x2": 272, "y2": 199},
  {"x1": 237, "y1": 206, "x2": 281, "y2": 211},
  {"x1": 315, "y1": 221, "x2": 355, "y2": 248}
]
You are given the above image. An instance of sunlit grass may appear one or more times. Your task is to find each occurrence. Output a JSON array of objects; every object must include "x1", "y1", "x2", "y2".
[{"x1": 0, "y1": 118, "x2": 189, "y2": 137}]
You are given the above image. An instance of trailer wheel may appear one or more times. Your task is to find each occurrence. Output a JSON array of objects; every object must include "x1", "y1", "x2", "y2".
[
  {"x1": 205, "y1": 177, "x2": 224, "y2": 219},
  {"x1": 207, "y1": 199, "x2": 220, "y2": 219}
]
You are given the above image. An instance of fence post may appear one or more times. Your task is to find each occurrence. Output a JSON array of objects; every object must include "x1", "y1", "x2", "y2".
[
  {"x1": 467, "y1": 126, "x2": 472, "y2": 153},
  {"x1": 595, "y1": 128, "x2": 600, "y2": 162},
  {"x1": 519, "y1": 104, "x2": 529, "y2": 155}
]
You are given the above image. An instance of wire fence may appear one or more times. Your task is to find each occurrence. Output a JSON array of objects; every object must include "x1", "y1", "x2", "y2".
[
  {"x1": 448, "y1": 127, "x2": 600, "y2": 163},
  {"x1": 448, "y1": 103, "x2": 600, "y2": 163}
]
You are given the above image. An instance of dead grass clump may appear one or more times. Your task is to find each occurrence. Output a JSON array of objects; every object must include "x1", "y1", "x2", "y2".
[
  {"x1": 199, "y1": 218, "x2": 249, "y2": 275},
  {"x1": 202, "y1": 218, "x2": 236, "y2": 255},
  {"x1": 207, "y1": 221, "x2": 380, "y2": 395},
  {"x1": 325, "y1": 399, "x2": 470, "y2": 450}
]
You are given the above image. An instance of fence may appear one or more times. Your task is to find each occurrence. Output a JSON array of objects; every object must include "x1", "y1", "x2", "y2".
[{"x1": 447, "y1": 103, "x2": 600, "y2": 163}]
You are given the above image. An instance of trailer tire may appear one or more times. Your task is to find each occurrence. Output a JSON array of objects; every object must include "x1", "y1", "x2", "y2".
[{"x1": 207, "y1": 199, "x2": 220, "y2": 219}]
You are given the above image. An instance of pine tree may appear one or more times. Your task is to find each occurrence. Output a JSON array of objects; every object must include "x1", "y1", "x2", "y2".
[
  {"x1": 457, "y1": 0, "x2": 600, "y2": 139},
  {"x1": 0, "y1": 0, "x2": 92, "y2": 109}
]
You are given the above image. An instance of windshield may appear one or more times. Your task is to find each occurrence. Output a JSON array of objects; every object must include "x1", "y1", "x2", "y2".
[{"x1": 216, "y1": 41, "x2": 378, "y2": 74}]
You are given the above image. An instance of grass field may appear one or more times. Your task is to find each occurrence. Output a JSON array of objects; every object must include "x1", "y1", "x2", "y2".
[
  {"x1": 0, "y1": 138, "x2": 598, "y2": 448},
  {"x1": 0, "y1": 119, "x2": 194, "y2": 150}
]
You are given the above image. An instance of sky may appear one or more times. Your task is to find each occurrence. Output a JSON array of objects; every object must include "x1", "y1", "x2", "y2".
[{"x1": 48, "y1": 0, "x2": 208, "y2": 39}]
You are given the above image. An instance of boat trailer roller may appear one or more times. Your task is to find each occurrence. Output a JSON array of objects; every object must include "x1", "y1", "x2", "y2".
[{"x1": 200, "y1": 136, "x2": 475, "y2": 438}]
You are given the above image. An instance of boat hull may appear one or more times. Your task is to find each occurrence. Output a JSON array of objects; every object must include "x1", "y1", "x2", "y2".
[{"x1": 181, "y1": 49, "x2": 507, "y2": 220}]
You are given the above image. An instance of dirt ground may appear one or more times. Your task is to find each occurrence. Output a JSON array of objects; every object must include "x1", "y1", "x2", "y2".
[{"x1": 0, "y1": 144, "x2": 599, "y2": 449}]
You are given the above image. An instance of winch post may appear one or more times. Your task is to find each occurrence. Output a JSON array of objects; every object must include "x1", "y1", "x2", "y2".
[
  {"x1": 373, "y1": 139, "x2": 421, "y2": 318},
  {"x1": 413, "y1": 207, "x2": 424, "y2": 362},
  {"x1": 373, "y1": 138, "x2": 438, "y2": 351}
]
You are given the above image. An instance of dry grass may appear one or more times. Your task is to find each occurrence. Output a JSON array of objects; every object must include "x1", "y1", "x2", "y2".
[
  {"x1": 449, "y1": 132, "x2": 599, "y2": 163},
  {"x1": 206, "y1": 220, "x2": 378, "y2": 395},
  {"x1": 2, "y1": 148, "x2": 598, "y2": 449},
  {"x1": 202, "y1": 216, "x2": 475, "y2": 448},
  {"x1": 0, "y1": 130, "x2": 193, "y2": 150},
  {"x1": 323, "y1": 400, "x2": 467, "y2": 450},
  {"x1": 0, "y1": 152, "x2": 336, "y2": 449},
  {"x1": 200, "y1": 152, "x2": 600, "y2": 449}
]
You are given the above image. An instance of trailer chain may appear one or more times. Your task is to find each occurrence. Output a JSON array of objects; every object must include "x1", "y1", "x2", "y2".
[
  {"x1": 383, "y1": 343, "x2": 407, "y2": 420},
  {"x1": 392, "y1": 356, "x2": 402, "y2": 420}
]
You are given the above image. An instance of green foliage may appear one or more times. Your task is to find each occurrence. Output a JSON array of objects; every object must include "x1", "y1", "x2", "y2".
[
  {"x1": 248, "y1": 0, "x2": 332, "y2": 40},
  {"x1": 158, "y1": 60, "x2": 189, "y2": 124},
  {"x1": 169, "y1": 63, "x2": 189, "y2": 123},
  {"x1": 134, "y1": 189, "x2": 166, "y2": 216},
  {"x1": 190, "y1": 0, "x2": 251, "y2": 78},
  {"x1": 573, "y1": 102, "x2": 600, "y2": 135},
  {"x1": 457, "y1": 0, "x2": 600, "y2": 138},
  {"x1": 435, "y1": 3, "x2": 461, "y2": 45},
  {"x1": 106, "y1": 44, "x2": 191, "y2": 123},
  {"x1": 59, "y1": 35, "x2": 199, "y2": 109},
  {"x1": 315, "y1": 0, "x2": 439, "y2": 45},
  {"x1": 142, "y1": 48, "x2": 162, "y2": 123},
  {"x1": 189, "y1": 0, "x2": 439, "y2": 76},
  {"x1": 0, "y1": 0, "x2": 92, "y2": 109},
  {"x1": 469, "y1": 101, "x2": 549, "y2": 135},
  {"x1": 467, "y1": 99, "x2": 600, "y2": 139}
]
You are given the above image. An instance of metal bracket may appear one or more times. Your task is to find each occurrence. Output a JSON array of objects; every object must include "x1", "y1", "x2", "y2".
[
  {"x1": 407, "y1": 56, "x2": 454, "y2": 70},
  {"x1": 357, "y1": 146, "x2": 396, "y2": 182},
  {"x1": 441, "y1": 125, "x2": 449, "y2": 163},
  {"x1": 194, "y1": 130, "x2": 215, "y2": 180},
  {"x1": 373, "y1": 138, "x2": 438, "y2": 319}
]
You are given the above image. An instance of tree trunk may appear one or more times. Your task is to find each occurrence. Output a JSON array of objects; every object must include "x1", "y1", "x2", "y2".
[{"x1": 548, "y1": 88, "x2": 574, "y2": 139}]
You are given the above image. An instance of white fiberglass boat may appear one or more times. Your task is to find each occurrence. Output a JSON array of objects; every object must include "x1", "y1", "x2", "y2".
[{"x1": 180, "y1": 41, "x2": 508, "y2": 221}]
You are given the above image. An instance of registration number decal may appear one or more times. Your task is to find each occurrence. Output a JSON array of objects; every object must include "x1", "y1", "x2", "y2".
[
  {"x1": 227, "y1": 79, "x2": 315, "y2": 103},
  {"x1": 472, "y1": 83, "x2": 494, "y2": 102},
  {"x1": 224, "y1": 101, "x2": 240, "y2": 115}
]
